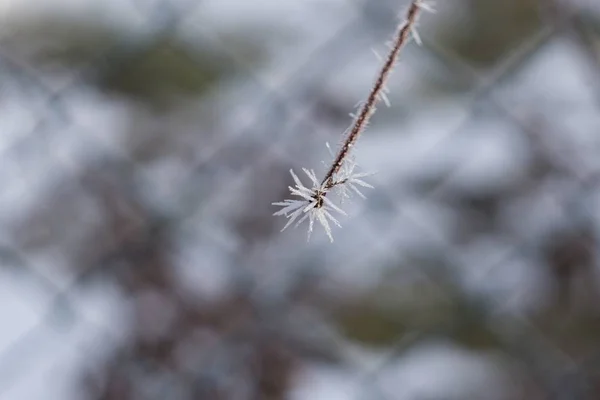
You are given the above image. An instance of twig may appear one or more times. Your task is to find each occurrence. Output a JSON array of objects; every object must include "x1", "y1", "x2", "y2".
[
  {"x1": 321, "y1": 0, "x2": 426, "y2": 190},
  {"x1": 273, "y1": 0, "x2": 433, "y2": 242}
]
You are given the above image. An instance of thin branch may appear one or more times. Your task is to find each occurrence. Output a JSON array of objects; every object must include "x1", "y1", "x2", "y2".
[
  {"x1": 321, "y1": 0, "x2": 426, "y2": 189},
  {"x1": 273, "y1": 0, "x2": 432, "y2": 241}
]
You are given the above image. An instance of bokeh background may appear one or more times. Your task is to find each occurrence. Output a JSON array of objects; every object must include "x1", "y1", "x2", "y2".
[{"x1": 2, "y1": 0, "x2": 600, "y2": 399}]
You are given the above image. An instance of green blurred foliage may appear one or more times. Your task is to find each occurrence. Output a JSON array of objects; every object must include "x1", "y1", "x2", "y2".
[
  {"x1": 432, "y1": 0, "x2": 544, "y2": 67},
  {"x1": 333, "y1": 278, "x2": 500, "y2": 349},
  {"x1": 3, "y1": 17, "x2": 265, "y2": 108},
  {"x1": 97, "y1": 38, "x2": 221, "y2": 105}
]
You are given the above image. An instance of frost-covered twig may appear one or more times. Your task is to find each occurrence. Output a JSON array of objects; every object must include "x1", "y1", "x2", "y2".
[{"x1": 273, "y1": 0, "x2": 433, "y2": 242}]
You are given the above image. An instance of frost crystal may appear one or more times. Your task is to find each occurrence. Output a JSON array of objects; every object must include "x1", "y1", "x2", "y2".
[
  {"x1": 416, "y1": 0, "x2": 436, "y2": 13},
  {"x1": 326, "y1": 143, "x2": 375, "y2": 201},
  {"x1": 272, "y1": 169, "x2": 347, "y2": 242},
  {"x1": 273, "y1": 144, "x2": 374, "y2": 242},
  {"x1": 334, "y1": 158, "x2": 375, "y2": 200}
]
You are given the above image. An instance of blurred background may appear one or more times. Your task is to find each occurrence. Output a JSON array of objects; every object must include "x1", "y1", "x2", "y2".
[{"x1": 1, "y1": 0, "x2": 600, "y2": 399}]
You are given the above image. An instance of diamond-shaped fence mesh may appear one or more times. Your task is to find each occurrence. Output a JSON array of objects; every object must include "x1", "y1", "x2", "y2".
[{"x1": 1, "y1": 0, "x2": 600, "y2": 399}]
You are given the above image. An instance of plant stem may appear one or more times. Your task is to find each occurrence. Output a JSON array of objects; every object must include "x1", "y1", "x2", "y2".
[{"x1": 321, "y1": 0, "x2": 424, "y2": 189}]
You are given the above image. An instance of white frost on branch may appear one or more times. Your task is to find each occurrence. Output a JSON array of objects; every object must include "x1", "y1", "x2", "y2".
[
  {"x1": 326, "y1": 142, "x2": 375, "y2": 201},
  {"x1": 272, "y1": 168, "x2": 347, "y2": 242},
  {"x1": 272, "y1": 142, "x2": 376, "y2": 242},
  {"x1": 272, "y1": 0, "x2": 433, "y2": 242}
]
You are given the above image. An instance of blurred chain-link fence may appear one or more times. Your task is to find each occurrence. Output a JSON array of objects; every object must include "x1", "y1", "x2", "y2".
[{"x1": 2, "y1": 0, "x2": 600, "y2": 399}]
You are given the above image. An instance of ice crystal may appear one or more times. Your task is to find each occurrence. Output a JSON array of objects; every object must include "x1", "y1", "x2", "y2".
[
  {"x1": 272, "y1": 169, "x2": 347, "y2": 242},
  {"x1": 325, "y1": 142, "x2": 375, "y2": 201}
]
